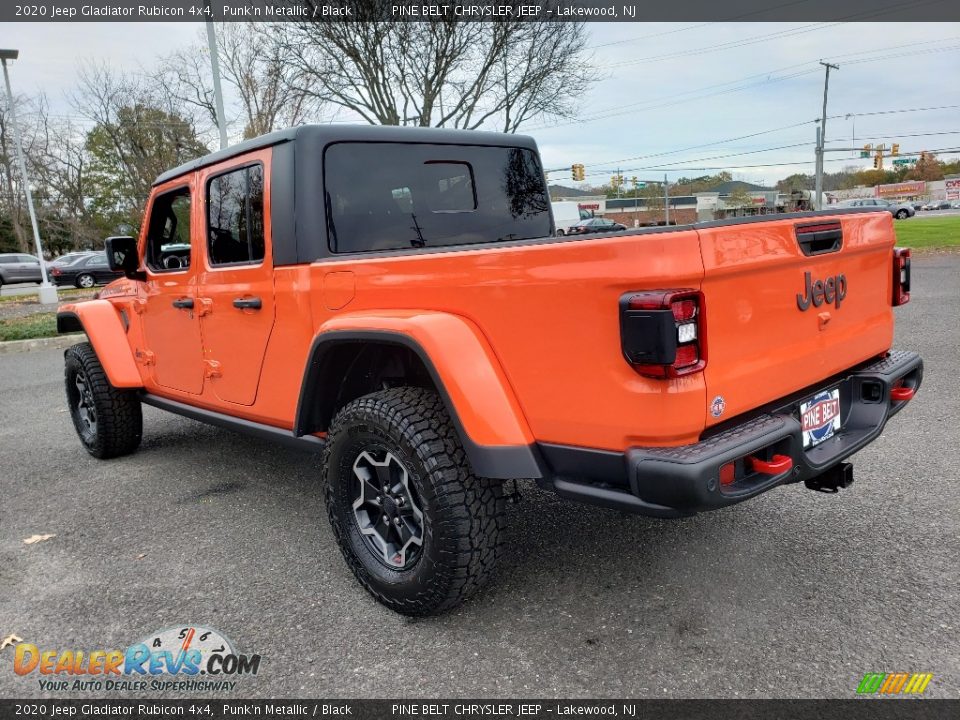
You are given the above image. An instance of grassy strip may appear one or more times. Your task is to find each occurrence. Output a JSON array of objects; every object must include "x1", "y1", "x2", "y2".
[
  {"x1": 0, "y1": 312, "x2": 58, "y2": 342},
  {"x1": 893, "y1": 215, "x2": 960, "y2": 249},
  {"x1": 0, "y1": 288, "x2": 96, "y2": 304}
]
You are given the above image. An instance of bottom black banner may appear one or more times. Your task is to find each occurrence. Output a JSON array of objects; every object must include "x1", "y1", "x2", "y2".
[{"x1": 3, "y1": 700, "x2": 959, "y2": 720}]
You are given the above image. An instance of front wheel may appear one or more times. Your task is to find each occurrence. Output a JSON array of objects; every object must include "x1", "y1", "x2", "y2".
[
  {"x1": 323, "y1": 387, "x2": 505, "y2": 616},
  {"x1": 64, "y1": 343, "x2": 142, "y2": 459}
]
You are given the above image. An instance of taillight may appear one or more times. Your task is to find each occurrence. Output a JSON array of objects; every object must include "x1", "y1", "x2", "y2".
[
  {"x1": 620, "y1": 289, "x2": 706, "y2": 378},
  {"x1": 51, "y1": 267, "x2": 61, "y2": 276},
  {"x1": 893, "y1": 247, "x2": 910, "y2": 306}
]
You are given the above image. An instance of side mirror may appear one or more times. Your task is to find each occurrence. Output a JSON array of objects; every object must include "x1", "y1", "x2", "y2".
[{"x1": 105, "y1": 236, "x2": 143, "y2": 280}]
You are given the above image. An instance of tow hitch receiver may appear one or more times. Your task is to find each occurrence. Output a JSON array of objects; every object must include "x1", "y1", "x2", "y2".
[{"x1": 804, "y1": 462, "x2": 854, "y2": 493}]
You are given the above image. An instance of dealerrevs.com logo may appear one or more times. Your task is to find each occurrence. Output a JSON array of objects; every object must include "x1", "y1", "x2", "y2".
[{"x1": 12, "y1": 625, "x2": 261, "y2": 693}]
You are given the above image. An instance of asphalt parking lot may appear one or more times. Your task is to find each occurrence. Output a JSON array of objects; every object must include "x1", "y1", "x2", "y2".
[{"x1": 0, "y1": 253, "x2": 957, "y2": 700}]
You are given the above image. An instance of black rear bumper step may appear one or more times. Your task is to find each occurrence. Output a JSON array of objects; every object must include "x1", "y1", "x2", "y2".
[{"x1": 537, "y1": 350, "x2": 923, "y2": 518}]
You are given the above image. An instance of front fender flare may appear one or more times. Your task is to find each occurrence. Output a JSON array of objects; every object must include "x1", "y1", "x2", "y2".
[
  {"x1": 294, "y1": 310, "x2": 542, "y2": 479},
  {"x1": 58, "y1": 301, "x2": 142, "y2": 388}
]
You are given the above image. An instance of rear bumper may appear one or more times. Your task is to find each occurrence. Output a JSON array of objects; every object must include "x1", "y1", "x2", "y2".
[{"x1": 536, "y1": 350, "x2": 923, "y2": 518}]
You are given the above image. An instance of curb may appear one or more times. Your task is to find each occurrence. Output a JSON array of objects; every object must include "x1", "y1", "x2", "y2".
[{"x1": 0, "y1": 333, "x2": 86, "y2": 356}]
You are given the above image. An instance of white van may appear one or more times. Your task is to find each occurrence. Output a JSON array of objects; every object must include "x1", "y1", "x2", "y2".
[{"x1": 551, "y1": 201, "x2": 585, "y2": 236}]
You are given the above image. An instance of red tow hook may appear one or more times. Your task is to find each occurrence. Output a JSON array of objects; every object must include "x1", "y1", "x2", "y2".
[
  {"x1": 891, "y1": 385, "x2": 915, "y2": 402},
  {"x1": 747, "y1": 454, "x2": 793, "y2": 476}
]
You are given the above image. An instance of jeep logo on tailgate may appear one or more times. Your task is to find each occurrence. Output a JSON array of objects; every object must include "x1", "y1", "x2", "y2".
[{"x1": 797, "y1": 271, "x2": 847, "y2": 311}]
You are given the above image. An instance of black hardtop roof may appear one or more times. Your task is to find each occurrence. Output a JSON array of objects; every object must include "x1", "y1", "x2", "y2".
[{"x1": 153, "y1": 124, "x2": 540, "y2": 186}]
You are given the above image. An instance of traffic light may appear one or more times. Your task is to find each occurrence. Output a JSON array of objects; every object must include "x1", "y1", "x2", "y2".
[
  {"x1": 873, "y1": 154, "x2": 882, "y2": 170},
  {"x1": 891, "y1": 143, "x2": 900, "y2": 156},
  {"x1": 571, "y1": 163, "x2": 585, "y2": 181}
]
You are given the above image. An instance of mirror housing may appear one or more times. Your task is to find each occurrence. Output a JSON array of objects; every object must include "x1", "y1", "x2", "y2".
[{"x1": 105, "y1": 236, "x2": 144, "y2": 280}]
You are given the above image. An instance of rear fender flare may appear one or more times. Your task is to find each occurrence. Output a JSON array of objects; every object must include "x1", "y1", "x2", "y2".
[
  {"x1": 57, "y1": 301, "x2": 142, "y2": 388},
  {"x1": 294, "y1": 311, "x2": 542, "y2": 479}
]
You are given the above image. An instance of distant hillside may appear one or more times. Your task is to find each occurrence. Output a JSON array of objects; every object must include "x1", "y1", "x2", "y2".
[{"x1": 548, "y1": 184, "x2": 597, "y2": 198}]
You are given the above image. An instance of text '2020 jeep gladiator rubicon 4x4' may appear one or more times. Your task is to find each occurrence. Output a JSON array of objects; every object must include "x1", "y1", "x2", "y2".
[{"x1": 58, "y1": 125, "x2": 922, "y2": 615}]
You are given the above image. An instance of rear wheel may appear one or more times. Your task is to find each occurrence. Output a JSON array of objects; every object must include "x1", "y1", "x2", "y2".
[
  {"x1": 64, "y1": 343, "x2": 142, "y2": 459},
  {"x1": 76, "y1": 274, "x2": 95, "y2": 289},
  {"x1": 895, "y1": 210, "x2": 908, "y2": 219},
  {"x1": 323, "y1": 387, "x2": 505, "y2": 616}
]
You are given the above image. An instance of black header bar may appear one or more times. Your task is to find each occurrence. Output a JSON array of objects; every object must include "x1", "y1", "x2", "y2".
[{"x1": 3, "y1": 0, "x2": 958, "y2": 23}]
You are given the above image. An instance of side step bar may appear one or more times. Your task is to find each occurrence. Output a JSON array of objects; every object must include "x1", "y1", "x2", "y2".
[{"x1": 140, "y1": 394, "x2": 326, "y2": 453}]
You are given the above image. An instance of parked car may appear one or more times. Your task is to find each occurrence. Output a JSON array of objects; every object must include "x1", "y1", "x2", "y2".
[
  {"x1": 920, "y1": 200, "x2": 950, "y2": 211},
  {"x1": 835, "y1": 198, "x2": 914, "y2": 219},
  {"x1": 46, "y1": 251, "x2": 98, "y2": 272},
  {"x1": 551, "y1": 201, "x2": 586, "y2": 236},
  {"x1": 566, "y1": 217, "x2": 628, "y2": 234},
  {"x1": 911, "y1": 202, "x2": 925, "y2": 211},
  {"x1": 58, "y1": 124, "x2": 921, "y2": 616},
  {"x1": 50, "y1": 252, "x2": 124, "y2": 288},
  {"x1": 0, "y1": 253, "x2": 42, "y2": 287},
  {"x1": 951, "y1": 201, "x2": 960, "y2": 209}
]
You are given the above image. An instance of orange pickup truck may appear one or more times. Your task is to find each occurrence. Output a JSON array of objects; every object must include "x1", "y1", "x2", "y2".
[{"x1": 58, "y1": 126, "x2": 921, "y2": 615}]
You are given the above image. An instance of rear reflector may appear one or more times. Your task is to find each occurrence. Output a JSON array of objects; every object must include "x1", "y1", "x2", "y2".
[
  {"x1": 719, "y1": 462, "x2": 736, "y2": 487},
  {"x1": 893, "y1": 247, "x2": 911, "y2": 306}
]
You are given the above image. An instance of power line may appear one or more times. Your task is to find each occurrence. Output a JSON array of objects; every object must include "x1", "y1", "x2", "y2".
[
  {"x1": 526, "y1": 40, "x2": 960, "y2": 134},
  {"x1": 578, "y1": 145, "x2": 960, "y2": 177}
]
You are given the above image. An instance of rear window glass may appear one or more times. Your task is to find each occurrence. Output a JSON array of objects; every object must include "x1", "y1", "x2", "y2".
[{"x1": 324, "y1": 142, "x2": 550, "y2": 253}]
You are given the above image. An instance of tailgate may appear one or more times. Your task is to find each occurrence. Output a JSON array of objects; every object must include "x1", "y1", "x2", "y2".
[{"x1": 698, "y1": 211, "x2": 895, "y2": 425}]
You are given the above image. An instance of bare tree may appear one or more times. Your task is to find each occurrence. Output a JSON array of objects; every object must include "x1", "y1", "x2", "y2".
[
  {"x1": 279, "y1": 2, "x2": 595, "y2": 132},
  {"x1": 158, "y1": 22, "x2": 323, "y2": 141},
  {"x1": 71, "y1": 62, "x2": 209, "y2": 230}
]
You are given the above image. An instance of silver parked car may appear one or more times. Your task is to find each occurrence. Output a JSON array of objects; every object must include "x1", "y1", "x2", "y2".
[
  {"x1": 836, "y1": 197, "x2": 915, "y2": 219},
  {"x1": 0, "y1": 253, "x2": 43, "y2": 287}
]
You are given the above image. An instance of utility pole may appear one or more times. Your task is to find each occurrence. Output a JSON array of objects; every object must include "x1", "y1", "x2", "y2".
[
  {"x1": 814, "y1": 61, "x2": 839, "y2": 210},
  {"x1": 205, "y1": 1, "x2": 228, "y2": 150},
  {"x1": 1, "y1": 49, "x2": 57, "y2": 304},
  {"x1": 664, "y1": 174, "x2": 670, "y2": 225}
]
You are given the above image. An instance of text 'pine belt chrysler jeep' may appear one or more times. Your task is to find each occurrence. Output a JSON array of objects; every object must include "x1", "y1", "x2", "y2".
[{"x1": 58, "y1": 125, "x2": 922, "y2": 615}]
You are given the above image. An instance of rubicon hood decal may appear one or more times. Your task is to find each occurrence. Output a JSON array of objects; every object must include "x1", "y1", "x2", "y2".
[{"x1": 797, "y1": 271, "x2": 847, "y2": 311}]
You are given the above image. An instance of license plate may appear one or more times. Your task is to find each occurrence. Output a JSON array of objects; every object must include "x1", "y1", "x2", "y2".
[{"x1": 800, "y1": 388, "x2": 841, "y2": 448}]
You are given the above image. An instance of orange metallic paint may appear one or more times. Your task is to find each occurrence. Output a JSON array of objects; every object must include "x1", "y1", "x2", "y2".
[
  {"x1": 317, "y1": 310, "x2": 535, "y2": 447},
  {"x1": 85, "y1": 141, "x2": 899, "y2": 457},
  {"x1": 59, "y1": 300, "x2": 142, "y2": 388}
]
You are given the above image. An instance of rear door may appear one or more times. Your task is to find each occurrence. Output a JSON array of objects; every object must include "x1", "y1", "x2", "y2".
[
  {"x1": 698, "y1": 211, "x2": 895, "y2": 425},
  {"x1": 197, "y1": 153, "x2": 276, "y2": 406},
  {"x1": 140, "y1": 182, "x2": 206, "y2": 395}
]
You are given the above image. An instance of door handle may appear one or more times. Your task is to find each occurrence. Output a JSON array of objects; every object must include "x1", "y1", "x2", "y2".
[
  {"x1": 233, "y1": 296, "x2": 262, "y2": 310},
  {"x1": 172, "y1": 297, "x2": 194, "y2": 309}
]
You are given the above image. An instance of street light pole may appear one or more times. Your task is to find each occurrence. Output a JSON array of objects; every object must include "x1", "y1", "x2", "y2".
[
  {"x1": 1, "y1": 49, "x2": 57, "y2": 304},
  {"x1": 204, "y1": 2, "x2": 228, "y2": 150},
  {"x1": 814, "y1": 61, "x2": 839, "y2": 210}
]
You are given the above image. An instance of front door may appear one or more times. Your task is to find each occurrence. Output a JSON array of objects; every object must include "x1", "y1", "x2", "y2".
[
  {"x1": 140, "y1": 182, "x2": 206, "y2": 395},
  {"x1": 197, "y1": 158, "x2": 276, "y2": 406}
]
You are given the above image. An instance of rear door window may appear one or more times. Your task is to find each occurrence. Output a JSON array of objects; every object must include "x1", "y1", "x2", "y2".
[
  {"x1": 206, "y1": 164, "x2": 265, "y2": 266},
  {"x1": 325, "y1": 142, "x2": 551, "y2": 253}
]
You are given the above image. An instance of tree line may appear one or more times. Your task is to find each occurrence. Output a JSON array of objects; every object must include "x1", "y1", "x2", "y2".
[{"x1": 0, "y1": 17, "x2": 592, "y2": 255}]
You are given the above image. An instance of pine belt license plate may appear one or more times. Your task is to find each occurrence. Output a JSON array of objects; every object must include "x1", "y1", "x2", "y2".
[{"x1": 800, "y1": 388, "x2": 842, "y2": 448}]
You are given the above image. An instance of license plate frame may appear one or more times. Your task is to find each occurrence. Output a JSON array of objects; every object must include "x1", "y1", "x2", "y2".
[{"x1": 800, "y1": 388, "x2": 842, "y2": 449}]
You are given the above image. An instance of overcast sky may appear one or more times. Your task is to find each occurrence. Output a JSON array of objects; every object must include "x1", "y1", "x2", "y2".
[{"x1": 5, "y1": 21, "x2": 959, "y2": 186}]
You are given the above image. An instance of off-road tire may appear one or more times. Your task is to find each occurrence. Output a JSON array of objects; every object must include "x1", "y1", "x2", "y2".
[
  {"x1": 323, "y1": 387, "x2": 505, "y2": 616},
  {"x1": 64, "y1": 342, "x2": 142, "y2": 459}
]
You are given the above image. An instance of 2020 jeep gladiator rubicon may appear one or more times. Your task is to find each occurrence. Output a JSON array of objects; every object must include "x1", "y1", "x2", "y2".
[{"x1": 58, "y1": 125, "x2": 922, "y2": 615}]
